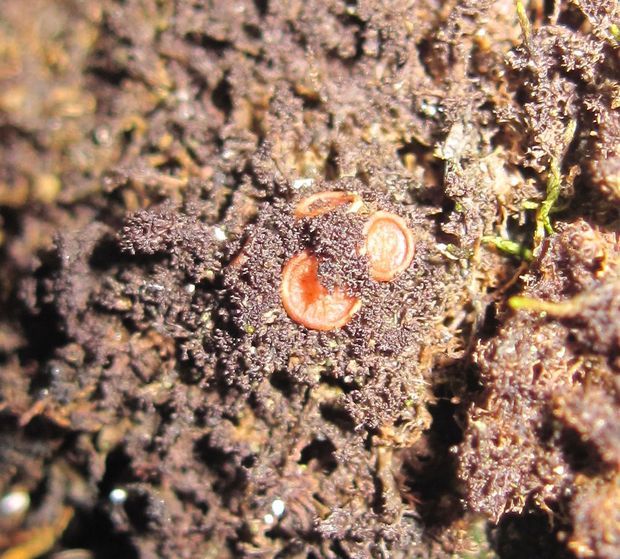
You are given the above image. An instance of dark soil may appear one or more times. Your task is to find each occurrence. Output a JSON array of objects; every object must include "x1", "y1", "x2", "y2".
[{"x1": 0, "y1": 1, "x2": 618, "y2": 558}]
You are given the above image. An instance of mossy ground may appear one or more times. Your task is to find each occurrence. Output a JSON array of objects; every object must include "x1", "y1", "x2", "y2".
[{"x1": 0, "y1": 1, "x2": 618, "y2": 558}]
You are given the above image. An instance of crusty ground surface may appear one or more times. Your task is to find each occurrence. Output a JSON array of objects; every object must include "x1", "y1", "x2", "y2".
[{"x1": 0, "y1": 1, "x2": 618, "y2": 557}]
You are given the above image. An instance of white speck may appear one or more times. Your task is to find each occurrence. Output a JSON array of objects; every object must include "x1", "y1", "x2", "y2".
[
  {"x1": 94, "y1": 126, "x2": 111, "y2": 146},
  {"x1": 271, "y1": 499, "x2": 285, "y2": 517},
  {"x1": 179, "y1": 104, "x2": 195, "y2": 119},
  {"x1": 421, "y1": 101, "x2": 437, "y2": 118},
  {"x1": 292, "y1": 178, "x2": 314, "y2": 190},
  {"x1": 109, "y1": 488, "x2": 127, "y2": 505},
  {"x1": 594, "y1": 418, "x2": 606, "y2": 430},
  {"x1": 263, "y1": 513, "x2": 274, "y2": 525},
  {"x1": 184, "y1": 283, "x2": 196, "y2": 294},
  {"x1": 213, "y1": 227, "x2": 227, "y2": 241},
  {"x1": 0, "y1": 490, "x2": 30, "y2": 518}
]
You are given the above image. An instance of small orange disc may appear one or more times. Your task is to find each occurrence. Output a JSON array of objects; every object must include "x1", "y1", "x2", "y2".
[
  {"x1": 294, "y1": 191, "x2": 364, "y2": 219},
  {"x1": 363, "y1": 211, "x2": 415, "y2": 282},
  {"x1": 280, "y1": 250, "x2": 361, "y2": 331}
]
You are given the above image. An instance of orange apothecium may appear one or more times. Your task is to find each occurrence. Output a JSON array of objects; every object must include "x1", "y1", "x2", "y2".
[
  {"x1": 294, "y1": 190, "x2": 364, "y2": 219},
  {"x1": 280, "y1": 250, "x2": 361, "y2": 331},
  {"x1": 362, "y1": 211, "x2": 415, "y2": 282},
  {"x1": 281, "y1": 192, "x2": 415, "y2": 330}
]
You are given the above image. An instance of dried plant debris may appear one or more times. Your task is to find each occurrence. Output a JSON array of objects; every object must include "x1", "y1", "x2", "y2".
[
  {"x1": 459, "y1": 220, "x2": 620, "y2": 551},
  {"x1": 0, "y1": 0, "x2": 619, "y2": 558},
  {"x1": 568, "y1": 473, "x2": 620, "y2": 559}
]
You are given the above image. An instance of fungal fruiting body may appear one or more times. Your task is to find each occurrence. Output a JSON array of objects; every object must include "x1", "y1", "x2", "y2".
[
  {"x1": 362, "y1": 211, "x2": 415, "y2": 282},
  {"x1": 280, "y1": 250, "x2": 361, "y2": 331},
  {"x1": 281, "y1": 191, "x2": 415, "y2": 330},
  {"x1": 294, "y1": 190, "x2": 364, "y2": 218}
]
